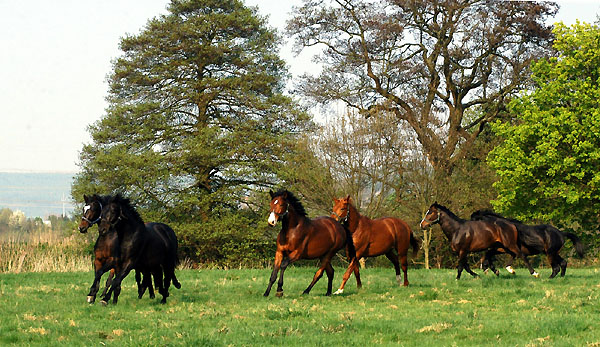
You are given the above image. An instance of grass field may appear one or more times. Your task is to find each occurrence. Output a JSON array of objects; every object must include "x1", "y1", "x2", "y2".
[{"x1": 1, "y1": 266, "x2": 599, "y2": 346}]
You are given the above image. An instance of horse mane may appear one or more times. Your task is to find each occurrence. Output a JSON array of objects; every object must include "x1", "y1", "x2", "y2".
[
  {"x1": 471, "y1": 209, "x2": 524, "y2": 224},
  {"x1": 108, "y1": 194, "x2": 145, "y2": 225},
  {"x1": 91, "y1": 194, "x2": 112, "y2": 205},
  {"x1": 272, "y1": 190, "x2": 307, "y2": 217},
  {"x1": 432, "y1": 203, "x2": 465, "y2": 222}
]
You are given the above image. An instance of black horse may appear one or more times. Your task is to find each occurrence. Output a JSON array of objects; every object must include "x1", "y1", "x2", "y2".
[
  {"x1": 471, "y1": 210, "x2": 584, "y2": 278},
  {"x1": 79, "y1": 194, "x2": 153, "y2": 303},
  {"x1": 420, "y1": 203, "x2": 538, "y2": 279},
  {"x1": 97, "y1": 194, "x2": 180, "y2": 304}
]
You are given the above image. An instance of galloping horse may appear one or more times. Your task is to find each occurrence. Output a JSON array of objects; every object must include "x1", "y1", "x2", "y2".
[
  {"x1": 330, "y1": 196, "x2": 418, "y2": 294},
  {"x1": 420, "y1": 203, "x2": 538, "y2": 279},
  {"x1": 97, "y1": 195, "x2": 180, "y2": 304},
  {"x1": 471, "y1": 210, "x2": 584, "y2": 278},
  {"x1": 79, "y1": 194, "x2": 153, "y2": 303},
  {"x1": 264, "y1": 190, "x2": 356, "y2": 297}
]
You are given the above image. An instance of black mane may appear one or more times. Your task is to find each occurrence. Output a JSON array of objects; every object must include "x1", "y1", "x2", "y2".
[
  {"x1": 272, "y1": 190, "x2": 307, "y2": 217},
  {"x1": 432, "y1": 203, "x2": 465, "y2": 222},
  {"x1": 471, "y1": 209, "x2": 524, "y2": 224},
  {"x1": 109, "y1": 194, "x2": 145, "y2": 225}
]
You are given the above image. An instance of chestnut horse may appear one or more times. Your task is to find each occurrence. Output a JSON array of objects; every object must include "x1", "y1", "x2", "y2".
[
  {"x1": 264, "y1": 190, "x2": 356, "y2": 297},
  {"x1": 471, "y1": 210, "x2": 584, "y2": 278},
  {"x1": 330, "y1": 196, "x2": 418, "y2": 294},
  {"x1": 420, "y1": 203, "x2": 538, "y2": 279}
]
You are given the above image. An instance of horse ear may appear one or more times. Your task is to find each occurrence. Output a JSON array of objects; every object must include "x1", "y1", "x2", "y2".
[
  {"x1": 269, "y1": 190, "x2": 274, "y2": 198},
  {"x1": 83, "y1": 195, "x2": 89, "y2": 203},
  {"x1": 283, "y1": 191, "x2": 288, "y2": 199},
  {"x1": 345, "y1": 195, "x2": 350, "y2": 202}
]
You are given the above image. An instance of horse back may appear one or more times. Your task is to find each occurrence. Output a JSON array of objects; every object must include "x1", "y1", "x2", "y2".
[
  {"x1": 360, "y1": 216, "x2": 411, "y2": 254},
  {"x1": 453, "y1": 220, "x2": 506, "y2": 252},
  {"x1": 279, "y1": 216, "x2": 346, "y2": 260}
]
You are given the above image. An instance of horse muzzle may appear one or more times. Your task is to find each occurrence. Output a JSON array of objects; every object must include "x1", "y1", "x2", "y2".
[{"x1": 267, "y1": 211, "x2": 278, "y2": 226}]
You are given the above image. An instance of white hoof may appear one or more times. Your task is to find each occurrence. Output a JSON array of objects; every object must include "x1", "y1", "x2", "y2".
[
  {"x1": 87, "y1": 296, "x2": 95, "y2": 304},
  {"x1": 532, "y1": 272, "x2": 540, "y2": 278},
  {"x1": 506, "y1": 266, "x2": 515, "y2": 274},
  {"x1": 333, "y1": 288, "x2": 344, "y2": 295}
]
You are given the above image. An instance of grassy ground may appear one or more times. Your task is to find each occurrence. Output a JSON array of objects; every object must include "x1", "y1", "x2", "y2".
[{"x1": 1, "y1": 266, "x2": 599, "y2": 346}]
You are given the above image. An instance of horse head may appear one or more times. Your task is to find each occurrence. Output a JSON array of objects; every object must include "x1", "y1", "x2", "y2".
[
  {"x1": 331, "y1": 195, "x2": 351, "y2": 224},
  {"x1": 268, "y1": 190, "x2": 289, "y2": 226},
  {"x1": 78, "y1": 194, "x2": 103, "y2": 233},
  {"x1": 420, "y1": 203, "x2": 441, "y2": 229}
]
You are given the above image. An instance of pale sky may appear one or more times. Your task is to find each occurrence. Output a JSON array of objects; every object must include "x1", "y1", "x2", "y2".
[{"x1": 0, "y1": 0, "x2": 598, "y2": 173}]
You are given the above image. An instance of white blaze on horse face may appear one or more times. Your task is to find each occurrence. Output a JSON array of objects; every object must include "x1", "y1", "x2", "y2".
[
  {"x1": 419, "y1": 209, "x2": 431, "y2": 227},
  {"x1": 268, "y1": 211, "x2": 278, "y2": 226},
  {"x1": 83, "y1": 205, "x2": 91, "y2": 213}
]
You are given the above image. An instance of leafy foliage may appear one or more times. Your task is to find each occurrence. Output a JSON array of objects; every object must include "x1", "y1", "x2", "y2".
[
  {"x1": 72, "y1": 0, "x2": 312, "y2": 264},
  {"x1": 287, "y1": 0, "x2": 556, "y2": 176},
  {"x1": 489, "y1": 22, "x2": 600, "y2": 237}
]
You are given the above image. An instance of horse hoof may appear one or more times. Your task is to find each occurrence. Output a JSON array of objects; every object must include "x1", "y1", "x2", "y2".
[
  {"x1": 100, "y1": 300, "x2": 108, "y2": 306},
  {"x1": 333, "y1": 289, "x2": 344, "y2": 295},
  {"x1": 483, "y1": 269, "x2": 489, "y2": 275},
  {"x1": 494, "y1": 270, "x2": 500, "y2": 276},
  {"x1": 87, "y1": 296, "x2": 95, "y2": 304},
  {"x1": 532, "y1": 272, "x2": 540, "y2": 278},
  {"x1": 276, "y1": 291, "x2": 284, "y2": 297},
  {"x1": 506, "y1": 266, "x2": 516, "y2": 274}
]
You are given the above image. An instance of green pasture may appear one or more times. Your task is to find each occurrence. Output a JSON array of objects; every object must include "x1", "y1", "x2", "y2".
[{"x1": 1, "y1": 266, "x2": 599, "y2": 346}]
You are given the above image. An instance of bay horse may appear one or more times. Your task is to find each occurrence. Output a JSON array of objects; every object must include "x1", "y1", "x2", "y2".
[
  {"x1": 330, "y1": 195, "x2": 419, "y2": 294},
  {"x1": 420, "y1": 203, "x2": 538, "y2": 279},
  {"x1": 97, "y1": 194, "x2": 180, "y2": 304},
  {"x1": 264, "y1": 190, "x2": 356, "y2": 297},
  {"x1": 79, "y1": 194, "x2": 153, "y2": 303},
  {"x1": 471, "y1": 210, "x2": 584, "y2": 278}
]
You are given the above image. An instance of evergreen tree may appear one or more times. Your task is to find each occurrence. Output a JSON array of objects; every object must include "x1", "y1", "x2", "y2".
[{"x1": 72, "y1": 0, "x2": 312, "y2": 263}]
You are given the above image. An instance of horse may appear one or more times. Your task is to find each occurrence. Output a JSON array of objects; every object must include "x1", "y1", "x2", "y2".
[
  {"x1": 97, "y1": 194, "x2": 180, "y2": 304},
  {"x1": 420, "y1": 203, "x2": 538, "y2": 279},
  {"x1": 264, "y1": 190, "x2": 356, "y2": 297},
  {"x1": 330, "y1": 195, "x2": 419, "y2": 294},
  {"x1": 79, "y1": 194, "x2": 154, "y2": 303},
  {"x1": 471, "y1": 210, "x2": 584, "y2": 278}
]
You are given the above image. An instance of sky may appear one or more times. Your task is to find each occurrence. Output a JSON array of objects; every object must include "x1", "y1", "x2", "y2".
[{"x1": 0, "y1": 0, "x2": 598, "y2": 174}]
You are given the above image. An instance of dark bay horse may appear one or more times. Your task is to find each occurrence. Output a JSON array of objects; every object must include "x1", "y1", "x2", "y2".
[
  {"x1": 264, "y1": 190, "x2": 356, "y2": 297},
  {"x1": 330, "y1": 196, "x2": 418, "y2": 294},
  {"x1": 420, "y1": 203, "x2": 538, "y2": 279},
  {"x1": 471, "y1": 210, "x2": 584, "y2": 278},
  {"x1": 79, "y1": 194, "x2": 153, "y2": 304},
  {"x1": 97, "y1": 195, "x2": 180, "y2": 304}
]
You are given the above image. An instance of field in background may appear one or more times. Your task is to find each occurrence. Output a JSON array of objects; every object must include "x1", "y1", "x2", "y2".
[{"x1": 1, "y1": 267, "x2": 599, "y2": 346}]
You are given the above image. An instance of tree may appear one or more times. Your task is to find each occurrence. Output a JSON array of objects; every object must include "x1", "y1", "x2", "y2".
[
  {"x1": 488, "y1": 21, "x2": 600, "y2": 235},
  {"x1": 72, "y1": 0, "x2": 312, "y2": 263},
  {"x1": 287, "y1": 0, "x2": 557, "y2": 177}
]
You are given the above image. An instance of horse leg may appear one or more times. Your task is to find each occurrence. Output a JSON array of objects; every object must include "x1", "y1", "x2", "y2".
[
  {"x1": 334, "y1": 256, "x2": 360, "y2": 295},
  {"x1": 463, "y1": 260, "x2": 479, "y2": 278},
  {"x1": 303, "y1": 253, "x2": 334, "y2": 296},
  {"x1": 100, "y1": 268, "x2": 114, "y2": 299},
  {"x1": 483, "y1": 251, "x2": 500, "y2": 276},
  {"x1": 136, "y1": 269, "x2": 146, "y2": 299},
  {"x1": 264, "y1": 251, "x2": 283, "y2": 297},
  {"x1": 144, "y1": 270, "x2": 155, "y2": 299},
  {"x1": 152, "y1": 268, "x2": 167, "y2": 304},
  {"x1": 560, "y1": 256, "x2": 568, "y2": 277},
  {"x1": 276, "y1": 258, "x2": 291, "y2": 297},
  {"x1": 324, "y1": 262, "x2": 335, "y2": 296},
  {"x1": 100, "y1": 264, "x2": 134, "y2": 305},
  {"x1": 87, "y1": 263, "x2": 112, "y2": 304},
  {"x1": 399, "y1": 252, "x2": 410, "y2": 286},
  {"x1": 548, "y1": 253, "x2": 560, "y2": 278},
  {"x1": 504, "y1": 254, "x2": 517, "y2": 275},
  {"x1": 384, "y1": 251, "x2": 402, "y2": 286}
]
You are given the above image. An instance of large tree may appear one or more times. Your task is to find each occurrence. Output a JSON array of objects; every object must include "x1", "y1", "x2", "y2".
[
  {"x1": 72, "y1": 0, "x2": 311, "y2": 262},
  {"x1": 287, "y1": 0, "x2": 557, "y2": 177},
  {"x1": 488, "y1": 21, "x2": 600, "y2": 234}
]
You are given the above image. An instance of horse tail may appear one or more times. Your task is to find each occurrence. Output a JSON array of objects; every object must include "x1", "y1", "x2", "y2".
[
  {"x1": 343, "y1": 224, "x2": 356, "y2": 261},
  {"x1": 409, "y1": 230, "x2": 419, "y2": 257},
  {"x1": 563, "y1": 232, "x2": 584, "y2": 258}
]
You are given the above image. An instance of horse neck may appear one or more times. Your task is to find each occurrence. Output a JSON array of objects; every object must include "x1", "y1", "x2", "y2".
[
  {"x1": 346, "y1": 203, "x2": 361, "y2": 233},
  {"x1": 438, "y1": 211, "x2": 464, "y2": 241}
]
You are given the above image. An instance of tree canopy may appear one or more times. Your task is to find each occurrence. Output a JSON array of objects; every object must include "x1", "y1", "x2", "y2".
[
  {"x1": 72, "y1": 0, "x2": 312, "y2": 263},
  {"x1": 488, "y1": 21, "x2": 600, "y2": 233},
  {"x1": 287, "y1": 0, "x2": 557, "y2": 176}
]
